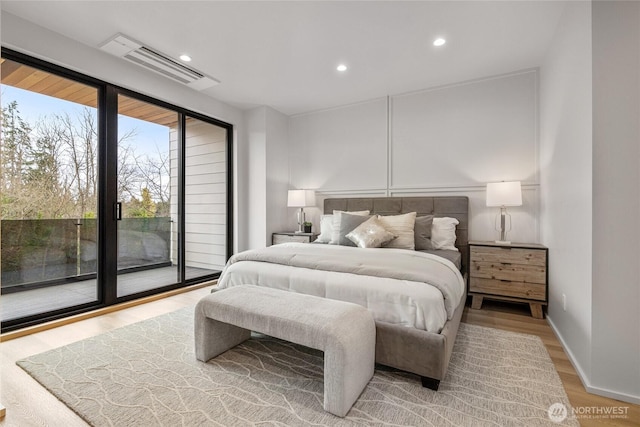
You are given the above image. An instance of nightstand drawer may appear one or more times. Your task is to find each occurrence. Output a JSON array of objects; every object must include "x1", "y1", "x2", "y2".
[
  {"x1": 470, "y1": 277, "x2": 546, "y2": 301},
  {"x1": 470, "y1": 246, "x2": 546, "y2": 266},
  {"x1": 273, "y1": 234, "x2": 312, "y2": 244},
  {"x1": 271, "y1": 232, "x2": 318, "y2": 245},
  {"x1": 470, "y1": 260, "x2": 546, "y2": 284}
]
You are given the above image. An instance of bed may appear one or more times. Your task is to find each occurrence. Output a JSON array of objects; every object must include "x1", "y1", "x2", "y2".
[{"x1": 217, "y1": 196, "x2": 469, "y2": 390}]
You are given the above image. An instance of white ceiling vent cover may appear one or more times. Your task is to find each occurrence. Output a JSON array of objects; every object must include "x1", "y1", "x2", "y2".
[{"x1": 99, "y1": 33, "x2": 219, "y2": 91}]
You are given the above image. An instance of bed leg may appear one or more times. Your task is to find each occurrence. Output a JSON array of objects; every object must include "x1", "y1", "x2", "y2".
[{"x1": 421, "y1": 376, "x2": 440, "y2": 390}]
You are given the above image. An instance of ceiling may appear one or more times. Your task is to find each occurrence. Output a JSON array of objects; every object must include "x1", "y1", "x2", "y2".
[{"x1": 1, "y1": 1, "x2": 567, "y2": 116}]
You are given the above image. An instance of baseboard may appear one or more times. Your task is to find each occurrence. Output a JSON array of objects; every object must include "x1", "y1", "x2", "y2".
[{"x1": 546, "y1": 315, "x2": 640, "y2": 405}]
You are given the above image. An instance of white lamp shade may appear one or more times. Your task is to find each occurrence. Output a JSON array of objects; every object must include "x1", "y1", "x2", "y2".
[
  {"x1": 486, "y1": 181, "x2": 522, "y2": 207},
  {"x1": 287, "y1": 189, "x2": 316, "y2": 207}
]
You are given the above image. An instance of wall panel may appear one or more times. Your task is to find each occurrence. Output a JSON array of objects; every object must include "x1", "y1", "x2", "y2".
[
  {"x1": 390, "y1": 71, "x2": 538, "y2": 188},
  {"x1": 289, "y1": 98, "x2": 388, "y2": 192},
  {"x1": 287, "y1": 71, "x2": 540, "y2": 242}
]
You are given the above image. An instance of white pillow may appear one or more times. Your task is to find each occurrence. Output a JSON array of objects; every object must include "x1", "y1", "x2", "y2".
[
  {"x1": 431, "y1": 217, "x2": 460, "y2": 251},
  {"x1": 330, "y1": 210, "x2": 370, "y2": 244},
  {"x1": 315, "y1": 214, "x2": 334, "y2": 243},
  {"x1": 378, "y1": 212, "x2": 417, "y2": 250}
]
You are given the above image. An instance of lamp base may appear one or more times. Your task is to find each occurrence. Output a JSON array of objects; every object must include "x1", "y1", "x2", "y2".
[
  {"x1": 494, "y1": 207, "x2": 512, "y2": 245},
  {"x1": 295, "y1": 208, "x2": 305, "y2": 234}
]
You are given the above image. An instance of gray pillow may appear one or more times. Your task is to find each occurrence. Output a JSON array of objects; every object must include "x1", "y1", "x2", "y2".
[
  {"x1": 415, "y1": 215, "x2": 434, "y2": 250},
  {"x1": 338, "y1": 213, "x2": 371, "y2": 246}
]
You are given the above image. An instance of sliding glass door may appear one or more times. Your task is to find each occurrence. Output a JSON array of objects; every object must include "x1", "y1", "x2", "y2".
[
  {"x1": 116, "y1": 95, "x2": 178, "y2": 297},
  {"x1": 0, "y1": 49, "x2": 233, "y2": 332},
  {"x1": 1, "y1": 58, "x2": 100, "y2": 323}
]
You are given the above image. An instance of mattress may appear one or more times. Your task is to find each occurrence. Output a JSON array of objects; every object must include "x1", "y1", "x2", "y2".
[{"x1": 217, "y1": 244, "x2": 465, "y2": 333}]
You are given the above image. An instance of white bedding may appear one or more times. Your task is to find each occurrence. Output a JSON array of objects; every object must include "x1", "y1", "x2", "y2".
[{"x1": 216, "y1": 243, "x2": 465, "y2": 333}]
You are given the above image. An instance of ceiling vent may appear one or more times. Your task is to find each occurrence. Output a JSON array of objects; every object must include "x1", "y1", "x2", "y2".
[{"x1": 99, "y1": 33, "x2": 219, "y2": 91}]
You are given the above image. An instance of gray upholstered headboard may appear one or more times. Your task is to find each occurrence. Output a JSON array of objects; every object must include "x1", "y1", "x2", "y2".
[{"x1": 324, "y1": 196, "x2": 469, "y2": 274}]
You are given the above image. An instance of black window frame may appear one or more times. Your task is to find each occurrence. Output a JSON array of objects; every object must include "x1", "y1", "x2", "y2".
[{"x1": 0, "y1": 47, "x2": 234, "y2": 332}]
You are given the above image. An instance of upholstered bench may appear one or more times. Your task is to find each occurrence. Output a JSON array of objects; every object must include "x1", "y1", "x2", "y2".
[{"x1": 194, "y1": 285, "x2": 376, "y2": 417}]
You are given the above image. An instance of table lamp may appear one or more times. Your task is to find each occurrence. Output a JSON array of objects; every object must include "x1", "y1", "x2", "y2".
[
  {"x1": 486, "y1": 181, "x2": 522, "y2": 244},
  {"x1": 287, "y1": 189, "x2": 316, "y2": 233}
]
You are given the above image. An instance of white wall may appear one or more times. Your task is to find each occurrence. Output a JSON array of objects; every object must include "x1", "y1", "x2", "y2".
[
  {"x1": 243, "y1": 106, "x2": 290, "y2": 248},
  {"x1": 265, "y1": 107, "x2": 291, "y2": 239},
  {"x1": 289, "y1": 98, "x2": 388, "y2": 192},
  {"x1": 591, "y1": 0, "x2": 640, "y2": 402},
  {"x1": 289, "y1": 71, "x2": 540, "y2": 243},
  {"x1": 390, "y1": 71, "x2": 538, "y2": 188},
  {"x1": 539, "y1": 0, "x2": 593, "y2": 393},
  {"x1": 245, "y1": 107, "x2": 268, "y2": 250},
  {"x1": 541, "y1": 1, "x2": 640, "y2": 404}
]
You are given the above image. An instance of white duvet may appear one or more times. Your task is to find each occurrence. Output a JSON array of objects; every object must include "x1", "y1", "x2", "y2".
[{"x1": 216, "y1": 243, "x2": 465, "y2": 333}]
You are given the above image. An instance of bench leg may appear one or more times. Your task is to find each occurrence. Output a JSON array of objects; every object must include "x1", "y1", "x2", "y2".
[
  {"x1": 421, "y1": 376, "x2": 440, "y2": 390},
  {"x1": 194, "y1": 301, "x2": 251, "y2": 362},
  {"x1": 323, "y1": 323, "x2": 376, "y2": 417}
]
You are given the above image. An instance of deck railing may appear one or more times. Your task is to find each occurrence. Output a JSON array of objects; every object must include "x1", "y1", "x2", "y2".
[{"x1": 1, "y1": 217, "x2": 172, "y2": 291}]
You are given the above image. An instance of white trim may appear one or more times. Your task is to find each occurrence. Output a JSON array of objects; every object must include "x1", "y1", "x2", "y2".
[
  {"x1": 387, "y1": 69, "x2": 539, "y2": 196},
  {"x1": 547, "y1": 315, "x2": 640, "y2": 405},
  {"x1": 390, "y1": 183, "x2": 540, "y2": 193},
  {"x1": 289, "y1": 96, "x2": 388, "y2": 118},
  {"x1": 386, "y1": 95, "x2": 392, "y2": 197},
  {"x1": 533, "y1": 67, "x2": 540, "y2": 185},
  {"x1": 317, "y1": 183, "x2": 540, "y2": 196},
  {"x1": 390, "y1": 68, "x2": 539, "y2": 100},
  {"x1": 316, "y1": 189, "x2": 388, "y2": 196}
]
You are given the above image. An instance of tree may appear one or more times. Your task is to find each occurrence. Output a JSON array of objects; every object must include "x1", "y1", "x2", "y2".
[
  {"x1": 1, "y1": 101, "x2": 32, "y2": 218},
  {"x1": 1, "y1": 99, "x2": 167, "y2": 221},
  {"x1": 57, "y1": 110, "x2": 96, "y2": 218},
  {"x1": 23, "y1": 117, "x2": 73, "y2": 219},
  {"x1": 134, "y1": 144, "x2": 171, "y2": 217},
  {"x1": 127, "y1": 188, "x2": 157, "y2": 218}
]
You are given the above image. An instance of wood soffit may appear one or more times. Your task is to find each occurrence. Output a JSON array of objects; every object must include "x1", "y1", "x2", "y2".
[{"x1": 1, "y1": 59, "x2": 179, "y2": 128}]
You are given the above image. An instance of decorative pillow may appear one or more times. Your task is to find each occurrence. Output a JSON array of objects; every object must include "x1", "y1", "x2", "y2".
[
  {"x1": 414, "y1": 215, "x2": 434, "y2": 250},
  {"x1": 330, "y1": 210, "x2": 370, "y2": 244},
  {"x1": 378, "y1": 212, "x2": 417, "y2": 250},
  {"x1": 337, "y1": 213, "x2": 372, "y2": 246},
  {"x1": 315, "y1": 215, "x2": 334, "y2": 243},
  {"x1": 431, "y1": 217, "x2": 460, "y2": 251},
  {"x1": 346, "y1": 216, "x2": 397, "y2": 248}
]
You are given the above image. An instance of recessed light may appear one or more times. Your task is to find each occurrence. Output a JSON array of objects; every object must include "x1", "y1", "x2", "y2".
[
  {"x1": 433, "y1": 38, "x2": 446, "y2": 47},
  {"x1": 179, "y1": 54, "x2": 192, "y2": 62},
  {"x1": 336, "y1": 64, "x2": 348, "y2": 72}
]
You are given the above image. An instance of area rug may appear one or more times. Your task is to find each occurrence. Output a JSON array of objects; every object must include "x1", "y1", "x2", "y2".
[{"x1": 18, "y1": 307, "x2": 578, "y2": 426}]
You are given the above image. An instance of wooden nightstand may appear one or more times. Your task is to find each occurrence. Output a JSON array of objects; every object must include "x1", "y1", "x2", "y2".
[
  {"x1": 272, "y1": 232, "x2": 319, "y2": 245},
  {"x1": 468, "y1": 241, "x2": 548, "y2": 319}
]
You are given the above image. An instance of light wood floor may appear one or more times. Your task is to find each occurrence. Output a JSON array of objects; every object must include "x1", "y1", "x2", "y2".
[{"x1": 0, "y1": 288, "x2": 637, "y2": 426}]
